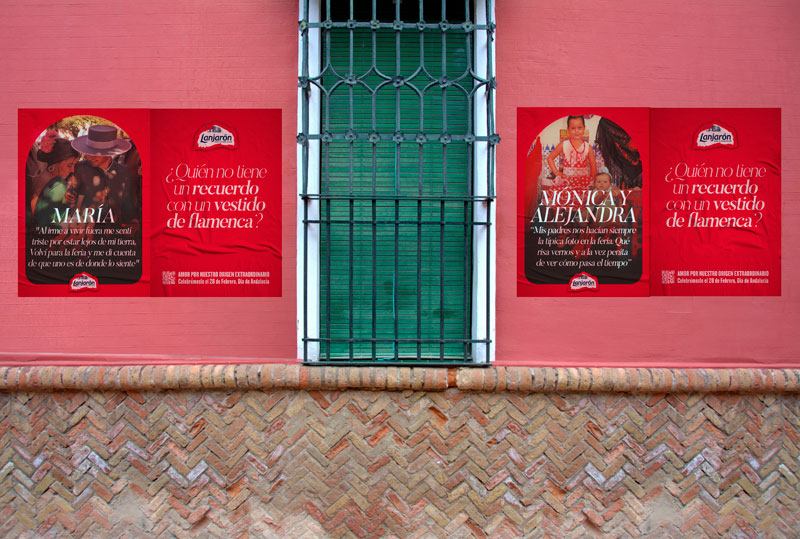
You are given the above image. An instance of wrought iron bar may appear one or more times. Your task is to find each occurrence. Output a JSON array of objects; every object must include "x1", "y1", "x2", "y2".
[{"x1": 300, "y1": 0, "x2": 495, "y2": 364}]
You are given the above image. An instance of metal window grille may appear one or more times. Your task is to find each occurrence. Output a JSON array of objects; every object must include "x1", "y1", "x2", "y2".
[{"x1": 299, "y1": 0, "x2": 496, "y2": 365}]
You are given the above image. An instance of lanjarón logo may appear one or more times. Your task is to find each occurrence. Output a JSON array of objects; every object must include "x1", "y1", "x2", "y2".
[
  {"x1": 693, "y1": 122, "x2": 737, "y2": 150},
  {"x1": 69, "y1": 272, "x2": 99, "y2": 292},
  {"x1": 194, "y1": 123, "x2": 238, "y2": 150},
  {"x1": 568, "y1": 272, "x2": 598, "y2": 292}
]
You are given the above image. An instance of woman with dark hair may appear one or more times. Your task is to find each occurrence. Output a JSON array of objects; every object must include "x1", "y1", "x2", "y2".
[
  {"x1": 32, "y1": 138, "x2": 80, "y2": 226},
  {"x1": 25, "y1": 129, "x2": 58, "y2": 205}
]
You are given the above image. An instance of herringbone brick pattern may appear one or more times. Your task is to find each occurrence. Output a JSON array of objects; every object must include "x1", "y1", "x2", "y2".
[{"x1": 0, "y1": 390, "x2": 798, "y2": 537}]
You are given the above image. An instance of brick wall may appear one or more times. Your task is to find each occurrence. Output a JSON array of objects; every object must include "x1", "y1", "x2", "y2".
[{"x1": 1, "y1": 366, "x2": 799, "y2": 537}]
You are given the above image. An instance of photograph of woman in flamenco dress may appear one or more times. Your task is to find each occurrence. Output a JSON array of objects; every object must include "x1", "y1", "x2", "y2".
[{"x1": 523, "y1": 114, "x2": 643, "y2": 286}]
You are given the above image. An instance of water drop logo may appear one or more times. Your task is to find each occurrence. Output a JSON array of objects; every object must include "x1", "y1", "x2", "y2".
[
  {"x1": 194, "y1": 123, "x2": 238, "y2": 150},
  {"x1": 693, "y1": 122, "x2": 737, "y2": 150},
  {"x1": 69, "y1": 272, "x2": 99, "y2": 292},
  {"x1": 569, "y1": 272, "x2": 598, "y2": 292}
]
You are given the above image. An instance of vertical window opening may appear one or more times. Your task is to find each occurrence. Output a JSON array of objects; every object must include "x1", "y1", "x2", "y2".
[{"x1": 299, "y1": 0, "x2": 496, "y2": 364}]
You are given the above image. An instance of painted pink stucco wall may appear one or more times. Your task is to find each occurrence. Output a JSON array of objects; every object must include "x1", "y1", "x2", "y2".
[
  {"x1": 0, "y1": 1, "x2": 797, "y2": 366},
  {"x1": 494, "y1": 1, "x2": 799, "y2": 367},
  {"x1": 0, "y1": 1, "x2": 299, "y2": 363}
]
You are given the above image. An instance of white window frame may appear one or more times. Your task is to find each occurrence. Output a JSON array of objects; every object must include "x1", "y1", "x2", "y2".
[{"x1": 296, "y1": 0, "x2": 496, "y2": 363}]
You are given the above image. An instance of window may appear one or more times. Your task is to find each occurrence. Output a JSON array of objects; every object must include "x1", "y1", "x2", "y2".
[{"x1": 298, "y1": 0, "x2": 496, "y2": 364}]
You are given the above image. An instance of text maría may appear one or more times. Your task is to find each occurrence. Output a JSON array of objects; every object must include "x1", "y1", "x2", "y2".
[{"x1": 52, "y1": 205, "x2": 115, "y2": 224}]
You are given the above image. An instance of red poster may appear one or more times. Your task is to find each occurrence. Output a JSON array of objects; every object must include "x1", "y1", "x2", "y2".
[
  {"x1": 518, "y1": 108, "x2": 780, "y2": 298},
  {"x1": 19, "y1": 109, "x2": 281, "y2": 297},
  {"x1": 150, "y1": 110, "x2": 281, "y2": 297},
  {"x1": 517, "y1": 108, "x2": 650, "y2": 297},
  {"x1": 19, "y1": 109, "x2": 150, "y2": 297},
  {"x1": 650, "y1": 109, "x2": 780, "y2": 295}
]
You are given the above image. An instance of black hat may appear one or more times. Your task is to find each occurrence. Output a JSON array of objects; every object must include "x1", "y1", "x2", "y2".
[{"x1": 71, "y1": 125, "x2": 132, "y2": 156}]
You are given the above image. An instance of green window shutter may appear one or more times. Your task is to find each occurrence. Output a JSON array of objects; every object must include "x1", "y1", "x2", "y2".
[{"x1": 320, "y1": 27, "x2": 472, "y2": 361}]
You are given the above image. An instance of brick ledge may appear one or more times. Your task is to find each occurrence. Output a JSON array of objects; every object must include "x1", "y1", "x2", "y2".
[{"x1": 0, "y1": 365, "x2": 798, "y2": 392}]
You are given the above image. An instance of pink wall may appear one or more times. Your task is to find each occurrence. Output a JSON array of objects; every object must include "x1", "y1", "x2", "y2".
[
  {"x1": 0, "y1": 1, "x2": 797, "y2": 366},
  {"x1": 0, "y1": 1, "x2": 299, "y2": 362},
  {"x1": 494, "y1": 0, "x2": 799, "y2": 367}
]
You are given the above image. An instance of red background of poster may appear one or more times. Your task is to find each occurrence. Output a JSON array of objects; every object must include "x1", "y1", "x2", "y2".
[
  {"x1": 517, "y1": 107, "x2": 650, "y2": 297},
  {"x1": 150, "y1": 109, "x2": 281, "y2": 297},
  {"x1": 650, "y1": 109, "x2": 780, "y2": 295},
  {"x1": 18, "y1": 108, "x2": 151, "y2": 297}
]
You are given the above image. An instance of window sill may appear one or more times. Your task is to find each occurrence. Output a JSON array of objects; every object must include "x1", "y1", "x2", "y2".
[{"x1": 0, "y1": 359, "x2": 797, "y2": 393}]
